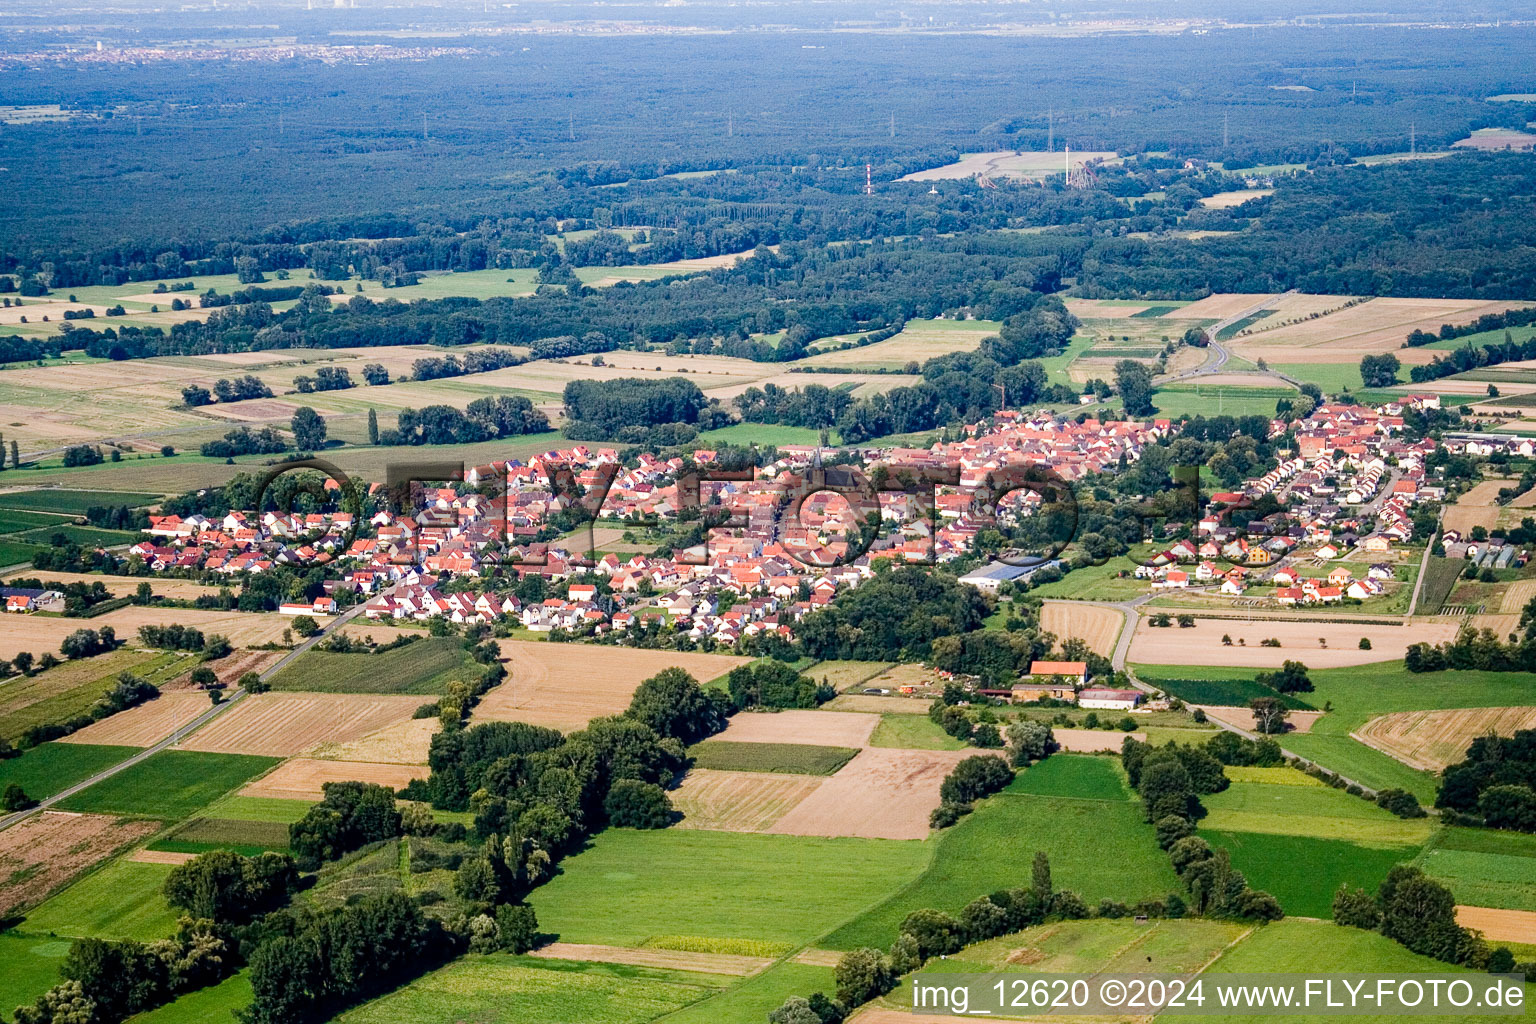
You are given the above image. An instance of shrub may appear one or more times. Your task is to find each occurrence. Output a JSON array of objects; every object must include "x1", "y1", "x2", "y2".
[
  {"x1": 833, "y1": 948, "x2": 893, "y2": 1007},
  {"x1": 1376, "y1": 788, "x2": 1426, "y2": 819}
]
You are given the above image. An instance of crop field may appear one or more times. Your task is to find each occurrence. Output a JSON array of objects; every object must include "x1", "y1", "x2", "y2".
[
  {"x1": 57, "y1": 692, "x2": 210, "y2": 747},
  {"x1": 533, "y1": 829, "x2": 931, "y2": 948},
  {"x1": 307, "y1": 717, "x2": 440, "y2": 765},
  {"x1": 474, "y1": 641, "x2": 752, "y2": 732},
  {"x1": 711, "y1": 709, "x2": 879, "y2": 748},
  {"x1": 1146, "y1": 675, "x2": 1316, "y2": 709},
  {"x1": 0, "y1": 489, "x2": 161, "y2": 513},
  {"x1": 687, "y1": 741, "x2": 859, "y2": 775},
  {"x1": 796, "y1": 319, "x2": 1001, "y2": 370},
  {"x1": 240, "y1": 757, "x2": 421, "y2": 801},
  {"x1": 1501, "y1": 578, "x2": 1536, "y2": 612},
  {"x1": 200, "y1": 793, "x2": 315, "y2": 823},
  {"x1": 670, "y1": 769, "x2": 825, "y2": 832},
  {"x1": 1207, "y1": 831, "x2": 1411, "y2": 918},
  {"x1": 0, "y1": 606, "x2": 291, "y2": 661},
  {"x1": 1038, "y1": 601, "x2": 1123, "y2": 657},
  {"x1": 178, "y1": 692, "x2": 426, "y2": 756},
  {"x1": 898, "y1": 151, "x2": 1118, "y2": 182},
  {"x1": 1128, "y1": 616, "x2": 1450, "y2": 669},
  {"x1": 1049, "y1": 726, "x2": 1145, "y2": 752},
  {"x1": 57, "y1": 750, "x2": 279, "y2": 819},
  {"x1": 1353, "y1": 706, "x2": 1536, "y2": 771},
  {"x1": 868, "y1": 713, "x2": 967, "y2": 750},
  {"x1": 768, "y1": 747, "x2": 974, "y2": 841},
  {"x1": 822, "y1": 787, "x2": 1180, "y2": 951},
  {"x1": 18, "y1": 859, "x2": 178, "y2": 941},
  {"x1": 0, "y1": 741, "x2": 139, "y2": 799},
  {"x1": 1199, "y1": 188, "x2": 1274, "y2": 208},
  {"x1": 1419, "y1": 828, "x2": 1536, "y2": 912},
  {"x1": 265, "y1": 637, "x2": 476, "y2": 694},
  {"x1": 0, "y1": 647, "x2": 184, "y2": 744},
  {"x1": 336, "y1": 955, "x2": 727, "y2": 1024},
  {"x1": 1003, "y1": 753, "x2": 1128, "y2": 800},
  {"x1": 150, "y1": 816, "x2": 292, "y2": 857},
  {"x1": 0, "y1": 811, "x2": 159, "y2": 918},
  {"x1": 1200, "y1": 780, "x2": 1434, "y2": 846},
  {"x1": 1139, "y1": 661, "x2": 1536, "y2": 802},
  {"x1": 1454, "y1": 906, "x2": 1536, "y2": 944},
  {"x1": 1230, "y1": 297, "x2": 1529, "y2": 358}
]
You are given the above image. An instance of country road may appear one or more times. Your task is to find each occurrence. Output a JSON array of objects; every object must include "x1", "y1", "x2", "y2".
[
  {"x1": 0, "y1": 591, "x2": 381, "y2": 832},
  {"x1": 1158, "y1": 291, "x2": 1303, "y2": 388}
]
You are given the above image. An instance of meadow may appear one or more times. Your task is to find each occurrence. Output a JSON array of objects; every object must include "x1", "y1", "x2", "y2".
[
  {"x1": 263, "y1": 637, "x2": 476, "y2": 695},
  {"x1": 1206, "y1": 831, "x2": 1413, "y2": 918},
  {"x1": 0, "y1": 742, "x2": 139, "y2": 800},
  {"x1": 1417, "y1": 827, "x2": 1536, "y2": 912},
  {"x1": 56, "y1": 750, "x2": 280, "y2": 819},
  {"x1": 867, "y1": 714, "x2": 966, "y2": 750},
  {"x1": 19, "y1": 859, "x2": 178, "y2": 941},
  {"x1": 130, "y1": 972, "x2": 253, "y2": 1024},
  {"x1": 337, "y1": 956, "x2": 727, "y2": 1024},
  {"x1": 1002, "y1": 753, "x2": 1128, "y2": 801},
  {"x1": 821, "y1": 759, "x2": 1179, "y2": 950},
  {"x1": 534, "y1": 829, "x2": 929, "y2": 948},
  {"x1": 686, "y1": 741, "x2": 858, "y2": 776},
  {"x1": 0, "y1": 933, "x2": 72, "y2": 1020},
  {"x1": 658, "y1": 962, "x2": 835, "y2": 1024}
]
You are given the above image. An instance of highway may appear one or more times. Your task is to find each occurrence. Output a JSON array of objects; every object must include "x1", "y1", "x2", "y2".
[{"x1": 0, "y1": 593, "x2": 380, "y2": 832}]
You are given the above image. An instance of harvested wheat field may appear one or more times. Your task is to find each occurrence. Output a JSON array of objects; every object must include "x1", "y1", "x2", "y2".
[
  {"x1": 1443, "y1": 483, "x2": 1514, "y2": 536},
  {"x1": 1471, "y1": 613, "x2": 1521, "y2": 638},
  {"x1": 1455, "y1": 906, "x2": 1536, "y2": 943},
  {"x1": 1199, "y1": 188, "x2": 1274, "y2": 209},
  {"x1": 824, "y1": 694, "x2": 930, "y2": 715},
  {"x1": 241, "y1": 757, "x2": 420, "y2": 800},
  {"x1": 1199, "y1": 704, "x2": 1325, "y2": 734},
  {"x1": 307, "y1": 717, "x2": 439, "y2": 765},
  {"x1": 712, "y1": 709, "x2": 880, "y2": 748},
  {"x1": 1175, "y1": 293, "x2": 1278, "y2": 319},
  {"x1": 1052, "y1": 727, "x2": 1145, "y2": 752},
  {"x1": 128, "y1": 849, "x2": 197, "y2": 865},
  {"x1": 15, "y1": 571, "x2": 230, "y2": 602},
  {"x1": 1501, "y1": 579, "x2": 1536, "y2": 614},
  {"x1": 671, "y1": 769, "x2": 825, "y2": 832},
  {"x1": 1040, "y1": 602, "x2": 1124, "y2": 658},
  {"x1": 0, "y1": 811, "x2": 159, "y2": 917},
  {"x1": 473, "y1": 641, "x2": 751, "y2": 732},
  {"x1": 178, "y1": 692, "x2": 423, "y2": 756},
  {"x1": 0, "y1": 607, "x2": 289, "y2": 661},
  {"x1": 1353, "y1": 707, "x2": 1536, "y2": 771},
  {"x1": 58, "y1": 692, "x2": 209, "y2": 747},
  {"x1": 529, "y1": 942, "x2": 772, "y2": 977},
  {"x1": 174, "y1": 649, "x2": 286, "y2": 690},
  {"x1": 768, "y1": 747, "x2": 976, "y2": 840},
  {"x1": 1233, "y1": 298, "x2": 1529, "y2": 355},
  {"x1": 1128, "y1": 618, "x2": 1458, "y2": 669},
  {"x1": 798, "y1": 320, "x2": 999, "y2": 369}
]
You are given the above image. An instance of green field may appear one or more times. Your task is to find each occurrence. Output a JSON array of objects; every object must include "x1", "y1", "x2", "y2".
[
  {"x1": 1207, "y1": 831, "x2": 1412, "y2": 918},
  {"x1": 1151, "y1": 384, "x2": 1294, "y2": 419},
  {"x1": 57, "y1": 751, "x2": 280, "y2": 819},
  {"x1": 868, "y1": 713, "x2": 966, "y2": 750},
  {"x1": 1417, "y1": 827, "x2": 1536, "y2": 912},
  {"x1": 0, "y1": 932, "x2": 72, "y2": 1022},
  {"x1": 1026, "y1": 560, "x2": 1148, "y2": 601},
  {"x1": 0, "y1": 742, "x2": 139, "y2": 800},
  {"x1": 1204, "y1": 919, "x2": 1536, "y2": 1024},
  {"x1": 1271, "y1": 362, "x2": 1366, "y2": 393},
  {"x1": 1201, "y1": 780, "x2": 1434, "y2": 845},
  {"x1": 10, "y1": 524, "x2": 138, "y2": 548},
  {"x1": 149, "y1": 816, "x2": 291, "y2": 856},
  {"x1": 1149, "y1": 676, "x2": 1316, "y2": 710},
  {"x1": 338, "y1": 956, "x2": 725, "y2": 1024},
  {"x1": 1417, "y1": 555, "x2": 1466, "y2": 615},
  {"x1": 0, "y1": 540, "x2": 46, "y2": 566},
  {"x1": 1134, "y1": 661, "x2": 1536, "y2": 802},
  {"x1": 693, "y1": 423, "x2": 828, "y2": 448},
  {"x1": 129, "y1": 971, "x2": 251, "y2": 1024},
  {"x1": 20, "y1": 860, "x2": 177, "y2": 941},
  {"x1": 199, "y1": 793, "x2": 314, "y2": 823},
  {"x1": 686, "y1": 741, "x2": 858, "y2": 776},
  {"x1": 0, "y1": 509, "x2": 65, "y2": 533},
  {"x1": 1003, "y1": 754, "x2": 1129, "y2": 801},
  {"x1": 532, "y1": 829, "x2": 930, "y2": 949},
  {"x1": 0, "y1": 490, "x2": 161, "y2": 514},
  {"x1": 660, "y1": 962, "x2": 835, "y2": 1024},
  {"x1": 821, "y1": 788, "x2": 1179, "y2": 950},
  {"x1": 264, "y1": 637, "x2": 475, "y2": 695},
  {"x1": 0, "y1": 649, "x2": 185, "y2": 744}
]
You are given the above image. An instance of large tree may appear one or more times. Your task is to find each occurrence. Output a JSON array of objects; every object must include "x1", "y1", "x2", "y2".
[{"x1": 1114, "y1": 359, "x2": 1156, "y2": 417}]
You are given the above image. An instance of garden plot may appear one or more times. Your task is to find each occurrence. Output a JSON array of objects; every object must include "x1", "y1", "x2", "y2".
[{"x1": 767, "y1": 747, "x2": 976, "y2": 840}]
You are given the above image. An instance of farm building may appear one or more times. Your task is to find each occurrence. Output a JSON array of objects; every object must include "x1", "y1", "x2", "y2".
[
  {"x1": 1011, "y1": 680, "x2": 1077, "y2": 702},
  {"x1": 1077, "y1": 688, "x2": 1142, "y2": 711},
  {"x1": 1027, "y1": 660, "x2": 1089, "y2": 687},
  {"x1": 958, "y1": 559, "x2": 1061, "y2": 594}
]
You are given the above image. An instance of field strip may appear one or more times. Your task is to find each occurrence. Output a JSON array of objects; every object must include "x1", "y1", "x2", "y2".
[
  {"x1": 1455, "y1": 906, "x2": 1536, "y2": 944},
  {"x1": 792, "y1": 948, "x2": 844, "y2": 967},
  {"x1": 1501, "y1": 579, "x2": 1536, "y2": 613},
  {"x1": 128, "y1": 849, "x2": 197, "y2": 865},
  {"x1": 712, "y1": 709, "x2": 880, "y2": 747},
  {"x1": 527, "y1": 941, "x2": 773, "y2": 976}
]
